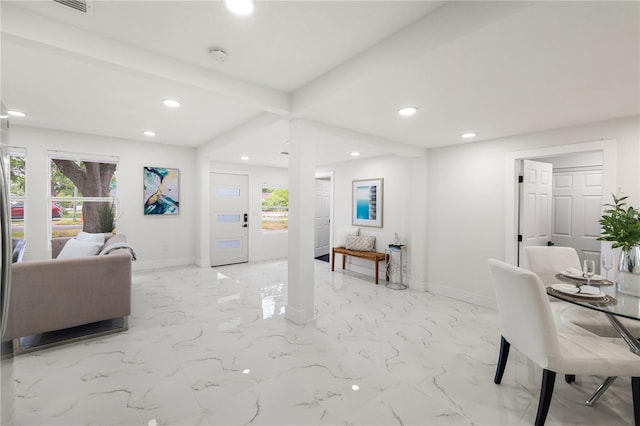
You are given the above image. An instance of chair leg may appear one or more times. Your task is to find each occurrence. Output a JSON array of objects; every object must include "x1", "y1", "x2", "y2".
[
  {"x1": 632, "y1": 377, "x2": 640, "y2": 426},
  {"x1": 564, "y1": 374, "x2": 575, "y2": 384},
  {"x1": 494, "y1": 336, "x2": 510, "y2": 384},
  {"x1": 535, "y1": 369, "x2": 556, "y2": 426}
]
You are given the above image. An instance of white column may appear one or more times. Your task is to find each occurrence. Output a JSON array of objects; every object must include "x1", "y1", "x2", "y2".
[
  {"x1": 195, "y1": 156, "x2": 211, "y2": 268},
  {"x1": 286, "y1": 120, "x2": 316, "y2": 325},
  {"x1": 407, "y1": 155, "x2": 429, "y2": 291}
]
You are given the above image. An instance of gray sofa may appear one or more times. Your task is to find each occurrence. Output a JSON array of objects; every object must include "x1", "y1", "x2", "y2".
[{"x1": 9, "y1": 233, "x2": 132, "y2": 352}]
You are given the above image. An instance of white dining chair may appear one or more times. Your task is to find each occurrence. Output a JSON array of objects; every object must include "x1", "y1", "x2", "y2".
[
  {"x1": 522, "y1": 246, "x2": 640, "y2": 338},
  {"x1": 487, "y1": 259, "x2": 640, "y2": 426},
  {"x1": 521, "y1": 246, "x2": 581, "y2": 282}
]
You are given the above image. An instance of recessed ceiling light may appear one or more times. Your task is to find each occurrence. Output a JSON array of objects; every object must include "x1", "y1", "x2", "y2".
[
  {"x1": 398, "y1": 107, "x2": 417, "y2": 116},
  {"x1": 241, "y1": 156, "x2": 249, "y2": 161},
  {"x1": 162, "y1": 99, "x2": 181, "y2": 108},
  {"x1": 352, "y1": 384, "x2": 360, "y2": 391},
  {"x1": 143, "y1": 130, "x2": 156, "y2": 137},
  {"x1": 225, "y1": 0, "x2": 254, "y2": 15},
  {"x1": 8, "y1": 110, "x2": 27, "y2": 117},
  {"x1": 351, "y1": 151, "x2": 361, "y2": 157},
  {"x1": 461, "y1": 132, "x2": 477, "y2": 139}
]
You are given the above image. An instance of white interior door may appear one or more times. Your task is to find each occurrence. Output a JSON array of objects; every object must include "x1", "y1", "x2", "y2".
[
  {"x1": 552, "y1": 167, "x2": 603, "y2": 269},
  {"x1": 314, "y1": 178, "x2": 331, "y2": 258},
  {"x1": 519, "y1": 159, "x2": 553, "y2": 263},
  {"x1": 210, "y1": 173, "x2": 249, "y2": 266}
]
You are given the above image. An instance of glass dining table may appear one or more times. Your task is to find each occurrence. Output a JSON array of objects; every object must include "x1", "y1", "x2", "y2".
[{"x1": 546, "y1": 275, "x2": 640, "y2": 406}]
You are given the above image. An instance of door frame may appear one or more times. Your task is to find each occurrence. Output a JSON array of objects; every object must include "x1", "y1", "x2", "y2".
[
  {"x1": 314, "y1": 171, "x2": 334, "y2": 253},
  {"x1": 505, "y1": 139, "x2": 617, "y2": 266}
]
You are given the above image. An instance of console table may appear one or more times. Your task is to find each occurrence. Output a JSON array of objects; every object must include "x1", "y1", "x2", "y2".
[
  {"x1": 331, "y1": 247, "x2": 386, "y2": 284},
  {"x1": 385, "y1": 246, "x2": 408, "y2": 290}
]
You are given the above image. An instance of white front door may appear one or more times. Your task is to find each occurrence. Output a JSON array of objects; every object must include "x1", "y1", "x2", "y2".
[
  {"x1": 552, "y1": 167, "x2": 603, "y2": 269},
  {"x1": 314, "y1": 178, "x2": 331, "y2": 258},
  {"x1": 519, "y1": 159, "x2": 553, "y2": 263},
  {"x1": 210, "y1": 173, "x2": 249, "y2": 266}
]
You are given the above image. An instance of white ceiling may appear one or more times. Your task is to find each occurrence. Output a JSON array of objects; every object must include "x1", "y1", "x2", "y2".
[{"x1": 1, "y1": 1, "x2": 638, "y2": 168}]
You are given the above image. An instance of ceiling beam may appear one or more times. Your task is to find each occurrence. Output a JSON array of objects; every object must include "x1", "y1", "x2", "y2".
[
  {"x1": 1, "y1": 4, "x2": 291, "y2": 116},
  {"x1": 293, "y1": 1, "x2": 534, "y2": 113},
  {"x1": 298, "y1": 119, "x2": 427, "y2": 159},
  {"x1": 198, "y1": 113, "x2": 284, "y2": 158}
]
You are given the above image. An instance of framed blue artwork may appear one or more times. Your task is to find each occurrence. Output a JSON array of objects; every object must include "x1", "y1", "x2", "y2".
[{"x1": 352, "y1": 178, "x2": 383, "y2": 228}]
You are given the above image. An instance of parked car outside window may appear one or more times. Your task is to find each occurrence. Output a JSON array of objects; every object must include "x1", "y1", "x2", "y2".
[{"x1": 11, "y1": 202, "x2": 62, "y2": 219}]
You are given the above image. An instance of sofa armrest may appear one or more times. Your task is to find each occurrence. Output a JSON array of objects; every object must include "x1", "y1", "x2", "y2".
[{"x1": 9, "y1": 252, "x2": 132, "y2": 340}]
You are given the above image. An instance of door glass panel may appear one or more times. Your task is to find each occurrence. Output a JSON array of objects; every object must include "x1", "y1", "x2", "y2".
[
  {"x1": 216, "y1": 239, "x2": 241, "y2": 250},
  {"x1": 216, "y1": 214, "x2": 241, "y2": 223},
  {"x1": 216, "y1": 187, "x2": 240, "y2": 197}
]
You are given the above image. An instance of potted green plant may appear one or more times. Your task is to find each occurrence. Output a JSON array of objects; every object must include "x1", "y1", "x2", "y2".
[{"x1": 597, "y1": 193, "x2": 640, "y2": 295}]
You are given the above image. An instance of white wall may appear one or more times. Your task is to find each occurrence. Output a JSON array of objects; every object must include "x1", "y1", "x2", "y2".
[
  {"x1": 10, "y1": 125, "x2": 198, "y2": 270},
  {"x1": 209, "y1": 161, "x2": 289, "y2": 262},
  {"x1": 427, "y1": 115, "x2": 640, "y2": 307},
  {"x1": 318, "y1": 155, "x2": 428, "y2": 289}
]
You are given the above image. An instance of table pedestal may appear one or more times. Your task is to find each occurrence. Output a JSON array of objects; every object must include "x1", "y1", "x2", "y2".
[
  {"x1": 385, "y1": 247, "x2": 407, "y2": 290},
  {"x1": 585, "y1": 314, "x2": 640, "y2": 406}
]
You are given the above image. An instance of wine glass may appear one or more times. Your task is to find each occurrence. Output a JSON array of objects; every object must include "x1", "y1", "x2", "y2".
[
  {"x1": 601, "y1": 254, "x2": 613, "y2": 282},
  {"x1": 583, "y1": 259, "x2": 596, "y2": 288}
]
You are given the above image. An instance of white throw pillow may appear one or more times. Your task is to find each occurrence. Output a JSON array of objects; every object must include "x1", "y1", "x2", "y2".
[
  {"x1": 346, "y1": 235, "x2": 376, "y2": 252},
  {"x1": 338, "y1": 227, "x2": 360, "y2": 247},
  {"x1": 57, "y1": 238, "x2": 103, "y2": 259},
  {"x1": 76, "y1": 232, "x2": 105, "y2": 244}
]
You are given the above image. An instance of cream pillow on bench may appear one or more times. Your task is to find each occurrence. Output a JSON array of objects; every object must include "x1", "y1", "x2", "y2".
[{"x1": 346, "y1": 235, "x2": 376, "y2": 252}]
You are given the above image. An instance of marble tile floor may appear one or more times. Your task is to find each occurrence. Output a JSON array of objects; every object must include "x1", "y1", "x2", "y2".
[{"x1": 13, "y1": 260, "x2": 636, "y2": 425}]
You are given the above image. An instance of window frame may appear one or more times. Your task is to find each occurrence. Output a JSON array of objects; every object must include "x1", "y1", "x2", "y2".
[
  {"x1": 48, "y1": 150, "x2": 119, "y2": 240},
  {"x1": 7, "y1": 147, "x2": 27, "y2": 240},
  {"x1": 260, "y1": 185, "x2": 289, "y2": 234}
]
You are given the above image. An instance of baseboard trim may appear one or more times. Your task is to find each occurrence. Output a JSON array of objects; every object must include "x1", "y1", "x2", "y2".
[
  {"x1": 285, "y1": 305, "x2": 316, "y2": 325},
  {"x1": 427, "y1": 282, "x2": 497, "y2": 310},
  {"x1": 196, "y1": 257, "x2": 210, "y2": 268},
  {"x1": 409, "y1": 279, "x2": 428, "y2": 292}
]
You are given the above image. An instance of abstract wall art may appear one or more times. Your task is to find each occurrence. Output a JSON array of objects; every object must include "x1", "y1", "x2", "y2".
[
  {"x1": 352, "y1": 178, "x2": 383, "y2": 228},
  {"x1": 144, "y1": 166, "x2": 180, "y2": 215}
]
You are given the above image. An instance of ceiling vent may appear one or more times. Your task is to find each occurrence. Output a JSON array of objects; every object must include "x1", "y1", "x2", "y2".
[{"x1": 53, "y1": 0, "x2": 93, "y2": 14}]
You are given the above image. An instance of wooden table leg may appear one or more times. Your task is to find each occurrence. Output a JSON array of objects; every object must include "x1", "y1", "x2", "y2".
[
  {"x1": 331, "y1": 249, "x2": 335, "y2": 272},
  {"x1": 375, "y1": 258, "x2": 379, "y2": 284},
  {"x1": 342, "y1": 254, "x2": 346, "y2": 270}
]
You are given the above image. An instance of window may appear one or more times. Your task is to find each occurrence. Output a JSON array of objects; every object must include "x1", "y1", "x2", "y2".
[
  {"x1": 261, "y1": 186, "x2": 288, "y2": 231},
  {"x1": 8, "y1": 147, "x2": 26, "y2": 239},
  {"x1": 49, "y1": 152, "x2": 118, "y2": 238}
]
